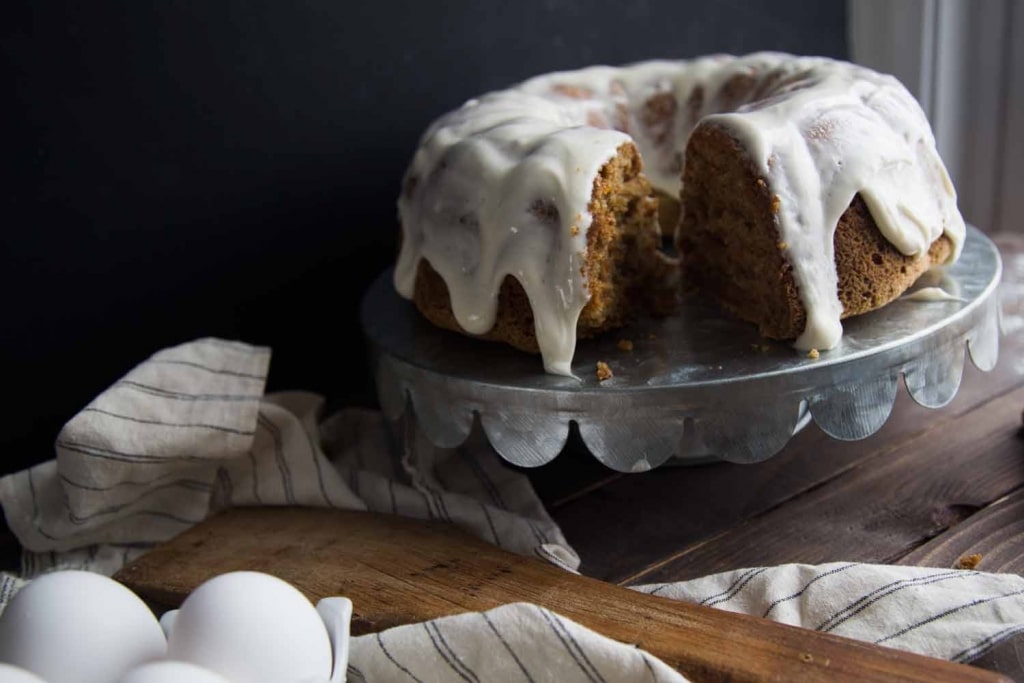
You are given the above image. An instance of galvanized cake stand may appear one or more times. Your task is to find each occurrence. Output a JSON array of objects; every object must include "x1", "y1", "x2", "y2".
[{"x1": 360, "y1": 225, "x2": 1002, "y2": 473}]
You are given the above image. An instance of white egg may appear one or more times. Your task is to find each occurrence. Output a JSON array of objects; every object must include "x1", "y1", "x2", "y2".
[
  {"x1": 0, "y1": 662, "x2": 50, "y2": 683},
  {"x1": 0, "y1": 570, "x2": 166, "y2": 683},
  {"x1": 117, "y1": 660, "x2": 232, "y2": 683},
  {"x1": 166, "y1": 571, "x2": 332, "y2": 683}
]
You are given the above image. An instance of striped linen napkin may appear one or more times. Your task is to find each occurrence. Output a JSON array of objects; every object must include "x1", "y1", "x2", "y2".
[{"x1": 1, "y1": 338, "x2": 1023, "y2": 682}]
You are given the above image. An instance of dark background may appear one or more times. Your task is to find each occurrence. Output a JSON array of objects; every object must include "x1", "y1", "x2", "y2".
[{"x1": 2, "y1": 1, "x2": 848, "y2": 475}]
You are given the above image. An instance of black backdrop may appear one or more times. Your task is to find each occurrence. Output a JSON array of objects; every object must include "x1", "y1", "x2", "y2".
[{"x1": 2, "y1": 1, "x2": 848, "y2": 474}]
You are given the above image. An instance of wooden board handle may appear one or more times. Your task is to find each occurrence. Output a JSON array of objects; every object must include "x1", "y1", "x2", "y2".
[{"x1": 114, "y1": 507, "x2": 1009, "y2": 683}]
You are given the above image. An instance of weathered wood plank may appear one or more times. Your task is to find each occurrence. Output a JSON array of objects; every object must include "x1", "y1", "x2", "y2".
[
  {"x1": 898, "y1": 486, "x2": 1024, "y2": 572},
  {"x1": 621, "y1": 382, "x2": 1024, "y2": 584},
  {"x1": 548, "y1": 357, "x2": 1024, "y2": 582},
  {"x1": 114, "y1": 507, "x2": 1008, "y2": 683},
  {"x1": 970, "y1": 634, "x2": 1024, "y2": 682},
  {"x1": 543, "y1": 235, "x2": 1024, "y2": 581},
  {"x1": 515, "y1": 426, "x2": 624, "y2": 506}
]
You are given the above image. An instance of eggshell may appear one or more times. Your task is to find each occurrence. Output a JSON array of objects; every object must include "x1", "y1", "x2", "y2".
[
  {"x1": 317, "y1": 597, "x2": 353, "y2": 683},
  {"x1": 166, "y1": 571, "x2": 332, "y2": 683},
  {"x1": 117, "y1": 660, "x2": 232, "y2": 683},
  {"x1": 0, "y1": 663, "x2": 50, "y2": 683},
  {"x1": 0, "y1": 570, "x2": 166, "y2": 683}
]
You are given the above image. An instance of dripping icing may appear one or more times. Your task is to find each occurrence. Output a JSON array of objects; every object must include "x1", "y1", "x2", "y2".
[{"x1": 395, "y1": 52, "x2": 965, "y2": 374}]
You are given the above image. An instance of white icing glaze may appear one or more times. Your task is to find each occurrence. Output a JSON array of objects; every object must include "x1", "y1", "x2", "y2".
[
  {"x1": 395, "y1": 52, "x2": 965, "y2": 375},
  {"x1": 902, "y1": 286, "x2": 965, "y2": 302}
]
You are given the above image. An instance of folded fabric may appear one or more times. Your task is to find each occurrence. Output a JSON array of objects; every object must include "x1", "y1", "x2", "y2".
[
  {"x1": 0, "y1": 337, "x2": 576, "y2": 576},
  {"x1": 348, "y1": 601, "x2": 685, "y2": 683},
  {"x1": 637, "y1": 563, "x2": 1024, "y2": 664},
  {"x1": 1, "y1": 337, "x2": 1023, "y2": 682},
  {"x1": 345, "y1": 562, "x2": 1024, "y2": 681}
]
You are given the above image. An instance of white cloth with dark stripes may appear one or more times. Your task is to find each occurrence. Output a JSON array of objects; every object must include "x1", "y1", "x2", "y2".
[
  {"x1": 0, "y1": 338, "x2": 577, "y2": 575},
  {"x1": 2, "y1": 338, "x2": 1024, "y2": 681}
]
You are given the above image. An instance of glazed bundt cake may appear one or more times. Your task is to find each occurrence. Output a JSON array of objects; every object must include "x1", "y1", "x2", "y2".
[{"x1": 394, "y1": 52, "x2": 965, "y2": 375}]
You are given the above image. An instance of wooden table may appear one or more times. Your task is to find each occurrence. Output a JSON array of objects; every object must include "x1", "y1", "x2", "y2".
[
  {"x1": 2, "y1": 235, "x2": 1022, "y2": 679},
  {"x1": 523, "y1": 232, "x2": 1024, "y2": 679}
]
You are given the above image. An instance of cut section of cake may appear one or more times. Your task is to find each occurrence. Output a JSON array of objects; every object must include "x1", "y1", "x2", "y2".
[{"x1": 677, "y1": 124, "x2": 955, "y2": 344}]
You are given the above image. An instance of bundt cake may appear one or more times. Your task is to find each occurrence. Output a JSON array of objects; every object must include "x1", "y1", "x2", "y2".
[{"x1": 394, "y1": 52, "x2": 965, "y2": 375}]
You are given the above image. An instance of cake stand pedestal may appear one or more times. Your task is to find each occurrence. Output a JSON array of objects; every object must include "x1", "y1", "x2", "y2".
[{"x1": 360, "y1": 225, "x2": 1002, "y2": 472}]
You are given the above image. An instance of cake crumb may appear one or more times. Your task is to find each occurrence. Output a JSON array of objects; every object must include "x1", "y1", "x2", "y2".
[
  {"x1": 770, "y1": 194, "x2": 782, "y2": 214},
  {"x1": 617, "y1": 339, "x2": 634, "y2": 352},
  {"x1": 756, "y1": 178, "x2": 767, "y2": 189},
  {"x1": 570, "y1": 225, "x2": 580, "y2": 236},
  {"x1": 807, "y1": 348, "x2": 820, "y2": 360},
  {"x1": 777, "y1": 241, "x2": 788, "y2": 250},
  {"x1": 954, "y1": 553, "x2": 983, "y2": 570},
  {"x1": 596, "y1": 361, "x2": 613, "y2": 381},
  {"x1": 751, "y1": 343, "x2": 771, "y2": 353}
]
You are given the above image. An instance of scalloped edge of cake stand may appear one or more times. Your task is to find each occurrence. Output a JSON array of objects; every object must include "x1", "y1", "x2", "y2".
[{"x1": 363, "y1": 227, "x2": 1002, "y2": 473}]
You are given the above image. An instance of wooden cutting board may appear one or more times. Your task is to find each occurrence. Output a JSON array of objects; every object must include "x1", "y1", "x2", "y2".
[{"x1": 114, "y1": 507, "x2": 1010, "y2": 683}]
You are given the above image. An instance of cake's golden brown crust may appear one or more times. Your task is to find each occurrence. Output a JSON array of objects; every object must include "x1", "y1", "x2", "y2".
[
  {"x1": 409, "y1": 143, "x2": 669, "y2": 355},
  {"x1": 412, "y1": 262, "x2": 542, "y2": 353},
  {"x1": 677, "y1": 123, "x2": 953, "y2": 340}
]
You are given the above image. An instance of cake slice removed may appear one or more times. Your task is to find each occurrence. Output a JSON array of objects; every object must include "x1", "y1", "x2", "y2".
[
  {"x1": 676, "y1": 123, "x2": 954, "y2": 343},
  {"x1": 411, "y1": 142, "x2": 675, "y2": 356}
]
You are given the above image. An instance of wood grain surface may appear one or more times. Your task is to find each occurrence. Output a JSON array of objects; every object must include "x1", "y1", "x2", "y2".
[
  {"x1": 899, "y1": 487, "x2": 1024, "y2": 572},
  {"x1": 5, "y1": 236, "x2": 1021, "y2": 682},
  {"x1": 544, "y1": 363, "x2": 1024, "y2": 583},
  {"x1": 619, "y1": 382, "x2": 1024, "y2": 584},
  {"x1": 114, "y1": 506, "x2": 1008, "y2": 683},
  {"x1": 520, "y1": 234, "x2": 1024, "y2": 678}
]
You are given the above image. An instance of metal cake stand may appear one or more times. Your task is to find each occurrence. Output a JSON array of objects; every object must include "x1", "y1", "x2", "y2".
[{"x1": 360, "y1": 225, "x2": 1002, "y2": 472}]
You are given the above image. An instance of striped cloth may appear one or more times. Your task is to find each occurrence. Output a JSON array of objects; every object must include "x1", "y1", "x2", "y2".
[
  {"x1": 0, "y1": 338, "x2": 576, "y2": 576},
  {"x1": 637, "y1": 563, "x2": 1024, "y2": 666},
  {"x1": 1, "y1": 338, "x2": 1023, "y2": 682}
]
